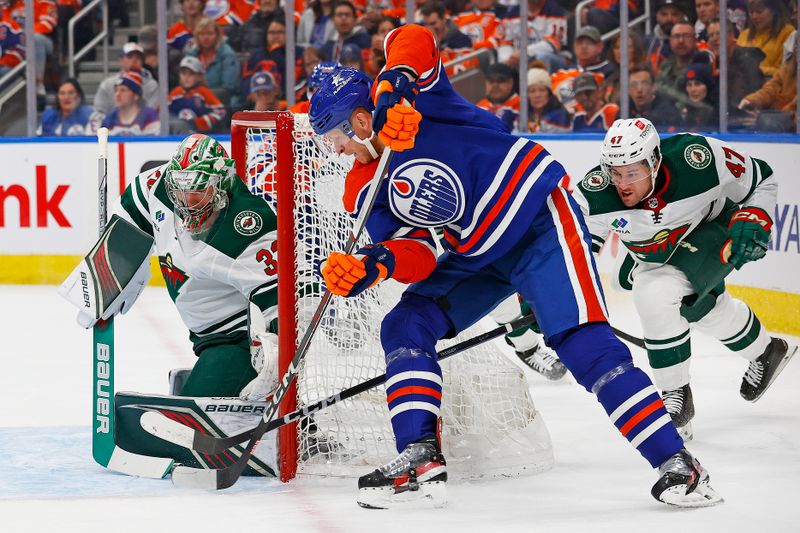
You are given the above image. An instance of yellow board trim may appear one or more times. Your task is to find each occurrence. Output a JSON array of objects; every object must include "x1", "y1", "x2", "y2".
[
  {"x1": 3, "y1": 256, "x2": 799, "y2": 336},
  {"x1": 2, "y1": 255, "x2": 166, "y2": 286}
]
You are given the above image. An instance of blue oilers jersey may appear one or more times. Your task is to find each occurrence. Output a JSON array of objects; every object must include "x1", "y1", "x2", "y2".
[{"x1": 353, "y1": 25, "x2": 567, "y2": 268}]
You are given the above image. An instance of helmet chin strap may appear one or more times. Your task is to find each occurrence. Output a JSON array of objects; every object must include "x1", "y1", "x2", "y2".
[
  {"x1": 643, "y1": 157, "x2": 662, "y2": 199},
  {"x1": 353, "y1": 131, "x2": 379, "y2": 159}
]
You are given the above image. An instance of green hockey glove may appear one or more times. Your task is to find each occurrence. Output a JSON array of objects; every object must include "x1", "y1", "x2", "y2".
[{"x1": 723, "y1": 207, "x2": 772, "y2": 269}]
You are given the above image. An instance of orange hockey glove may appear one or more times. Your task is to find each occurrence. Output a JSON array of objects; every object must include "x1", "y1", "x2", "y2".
[
  {"x1": 373, "y1": 70, "x2": 421, "y2": 152},
  {"x1": 321, "y1": 245, "x2": 396, "y2": 297}
]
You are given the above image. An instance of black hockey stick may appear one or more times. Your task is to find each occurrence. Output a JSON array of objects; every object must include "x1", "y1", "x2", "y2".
[
  {"x1": 141, "y1": 313, "x2": 538, "y2": 456},
  {"x1": 611, "y1": 326, "x2": 645, "y2": 349},
  {"x1": 168, "y1": 148, "x2": 394, "y2": 490}
]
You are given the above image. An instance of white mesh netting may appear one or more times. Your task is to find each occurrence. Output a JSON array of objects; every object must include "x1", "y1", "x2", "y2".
[{"x1": 240, "y1": 113, "x2": 553, "y2": 480}]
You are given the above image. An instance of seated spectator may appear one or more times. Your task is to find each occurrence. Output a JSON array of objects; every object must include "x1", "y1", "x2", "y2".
[
  {"x1": 101, "y1": 71, "x2": 160, "y2": 136},
  {"x1": 694, "y1": 0, "x2": 719, "y2": 41},
  {"x1": 290, "y1": 61, "x2": 339, "y2": 112},
  {"x1": 453, "y1": 0, "x2": 510, "y2": 51},
  {"x1": 739, "y1": 31, "x2": 797, "y2": 132},
  {"x1": 628, "y1": 64, "x2": 681, "y2": 129},
  {"x1": 551, "y1": 26, "x2": 615, "y2": 113},
  {"x1": 375, "y1": 15, "x2": 401, "y2": 40},
  {"x1": 476, "y1": 63, "x2": 520, "y2": 132},
  {"x1": 602, "y1": 30, "x2": 646, "y2": 104},
  {"x1": 94, "y1": 43, "x2": 159, "y2": 116},
  {"x1": 228, "y1": 0, "x2": 285, "y2": 53},
  {"x1": 243, "y1": 18, "x2": 300, "y2": 102},
  {"x1": 646, "y1": 0, "x2": 693, "y2": 75},
  {"x1": 679, "y1": 62, "x2": 718, "y2": 131},
  {"x1": 572, "y1": 72, "x2": 618, "y2": 132},
  {"x1": 169, "y1": 56, "x2": 226, "y2": 133},
  {"x1": 706, "y1": 18, "x2": 766, "y2": 128},
  {"x1": 0, "y1": 11, "x2": 24, "y2": 85},
  {"x1": 168, "y1": 0, "x2": 206, "y2": 53},
  {"x1": 298, "y1": 0, "x2": 336, "y2": 49},
  {"x1": 656, "y1": 21, "x2": 704, "y2": 106},
  {"x1": 525, "y1": 62, "x2": 571, "y2": 132},
  {"x1": 320, "y1": 1, "x2": 371, "y2": 62},
  {"x1": 737, "y1": 0, "x2": 794, "y2": 77},
  {"x1": 584, "y1": 1, "x2": 644, "y2": 35},
  {"x1": 206, "y1": 0, "x2": 256, "y2": 25},
  {"x1": 365, "y1": 33, "x2": 386, "y2": 77},
  {"x1": 339, "y1": 42, "x2": 365, "y2": 71},
  {"x1": 5, "y1": 0, "x2": 58, "y2": 97},
  {"x1": 187, "y1": 16, "x2": 242, "y2": 108},
  {"x1": 38, "y1": 78, "x2": 99, "y2": 136},
  {"x1": 421, "y1": 1, "x2": 472, "y2": 51},
  {"x1": 502, "y1": 0, "x2": 569, "y2": 71},
  {"x1": 138, "y1": 25, "x2": 159, "y2": 81},
  {"x1": 247, "y1": 71, "x2": 287, "y2": 111}
]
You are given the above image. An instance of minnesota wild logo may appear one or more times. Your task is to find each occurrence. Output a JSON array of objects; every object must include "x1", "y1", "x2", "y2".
[
  {"x1": 581, "y1": 170, "x2": 609, "y2": 191},
  {"x1": 159, "y1": 253, "x2": 189, "y2": 300},
  {"x1": 684, "y1": 144, "x2": 712, "y2": 169},
  {"x1": 625, "y1": 225, "x2": 690, "y2": 263}
]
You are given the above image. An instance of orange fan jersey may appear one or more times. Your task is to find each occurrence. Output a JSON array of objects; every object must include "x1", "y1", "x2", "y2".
[
  {"x1": 453, "y1": 9, "x2": 509, "y2": 50},
  {"x1": 4, "y1": 0, "x2": 57, "y2": 35}
]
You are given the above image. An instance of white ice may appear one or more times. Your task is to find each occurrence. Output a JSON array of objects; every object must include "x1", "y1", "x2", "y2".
[{"x1": 1, "y1": 284, "x2": 798, "y2": 533}]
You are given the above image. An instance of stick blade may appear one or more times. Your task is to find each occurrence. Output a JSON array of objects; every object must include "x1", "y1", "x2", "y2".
[
  {"x1": 104, "y1": 447, "x2": 174, "y2": 478},
  {"x1": 171, "y1": 465, "x2": 224, "y2": 490}
]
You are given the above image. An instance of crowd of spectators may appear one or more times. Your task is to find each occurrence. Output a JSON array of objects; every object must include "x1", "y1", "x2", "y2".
[{"x1": 1, "y1": 0, "x2": 796, "y2": 136}]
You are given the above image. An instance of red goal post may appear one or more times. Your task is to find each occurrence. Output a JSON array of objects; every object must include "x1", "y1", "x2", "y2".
[{"x1": 231, "y1": 111, "x2": 299, "y2": 480}]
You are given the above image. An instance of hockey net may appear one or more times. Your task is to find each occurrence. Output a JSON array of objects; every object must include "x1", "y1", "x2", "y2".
[{"x1": 230, "y1": 111, "x2": 553, "y2": 482}]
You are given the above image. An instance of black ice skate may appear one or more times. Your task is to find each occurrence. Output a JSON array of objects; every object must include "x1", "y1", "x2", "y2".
[
  {"x1": 740, "y1": 337, "x2": 797, "y2": 402},
  {"x1": 357, "y1": 436, "x2": 447, "y2": 509},
  {"x1": 651, "y1": 449, "x2": 723, "y2": 508},
  {"x1": 514, "y1": 341, "x2": 568, "y2": 380},
  {"x1": 661, "y1": 384, "x2": 695, "y2": 441}
]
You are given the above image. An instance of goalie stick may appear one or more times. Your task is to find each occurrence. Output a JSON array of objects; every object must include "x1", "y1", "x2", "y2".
[
  {"x1": 140, "y1": 313, "x2": 538, "y2": 455},
  {"x1": 168, "y1": 146, "x2": 395, "y2": 490},
  {"x1": 91, "y1": 128, "x2": 173, "y2": 479}
]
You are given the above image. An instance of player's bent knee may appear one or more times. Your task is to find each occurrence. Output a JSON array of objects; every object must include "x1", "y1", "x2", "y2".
[
  {"x1": 380, "y1": 294, "x2": 452, "y2": 354},
  {"x1": 632, "y1": 274, "x2": 684, "y2": 315},
  {"x1": 550, "y1": 323, "x2": 633, "y2": 393}
]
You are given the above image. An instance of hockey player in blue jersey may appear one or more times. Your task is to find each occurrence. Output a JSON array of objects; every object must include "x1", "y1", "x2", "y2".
[{"x1": 309, "y1": 24, "x2": 722, "y2": 510}]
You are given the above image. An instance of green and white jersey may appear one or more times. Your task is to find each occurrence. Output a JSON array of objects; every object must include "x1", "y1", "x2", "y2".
[
  {"x1": 113, "y1": 164, "x2": 279, "y2": 346},
  {"x1": 572, "y1": 133, "x2": 778, "y2": 265}
]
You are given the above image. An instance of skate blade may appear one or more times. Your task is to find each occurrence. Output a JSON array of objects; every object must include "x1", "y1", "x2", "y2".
[
  {"x1": 678, "y1": 422, "x2": 693, "y2": 442},
  {"x1": 749, "y1": 344, "x2": 797, "y2": 403},
  {"x1": 659, "y1": 481, "x2": 724, "y2": 508},
  {"x1": 357, "y1": 481, "x2": 447, "y2": 510}
]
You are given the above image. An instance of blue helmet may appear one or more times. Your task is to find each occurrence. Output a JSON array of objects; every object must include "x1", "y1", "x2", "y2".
[
  {"x1": 308, "y1": 61, "x2": 340, "y2": 93},
  {"x1": 309, "y1": 67, "x2": 374, "y2": 136}
]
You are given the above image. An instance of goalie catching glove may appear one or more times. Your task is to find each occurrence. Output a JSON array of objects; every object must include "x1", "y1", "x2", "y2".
[
  {"x1": 372, "y1": 70, "x2": 422, "y2": 152},
  {"x1": 321, "y1": 244, "x2": 396, "y2": 297},
  {"x1": 723, "y1": 207, "x2": 772, "y2": 269}
]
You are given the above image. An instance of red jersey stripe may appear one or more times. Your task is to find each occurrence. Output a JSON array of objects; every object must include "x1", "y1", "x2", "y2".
[
  {"x1": 457, "y1": 143, "x2": 544, "y2": 254},
  {"x1": 550, "y1": 188, "x2": 607, "y2": 323}
]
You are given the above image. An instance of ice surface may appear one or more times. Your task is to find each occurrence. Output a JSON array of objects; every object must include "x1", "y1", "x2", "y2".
[{"x1": 1, "y1": 284, "x2": 798, "y2": 533}]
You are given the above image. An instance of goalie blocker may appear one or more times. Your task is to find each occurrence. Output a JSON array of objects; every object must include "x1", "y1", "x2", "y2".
[{"x1": 59, "y1": 215, "x2": 153, "y2": 329}]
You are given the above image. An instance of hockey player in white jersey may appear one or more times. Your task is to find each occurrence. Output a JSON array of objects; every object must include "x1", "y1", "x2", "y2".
[
  {"x1": 61, "y1": 134, "x2": 279, "y2": 400},
  {"x1": 573, "y1": 118, "x2": 796, "y2": 440}
]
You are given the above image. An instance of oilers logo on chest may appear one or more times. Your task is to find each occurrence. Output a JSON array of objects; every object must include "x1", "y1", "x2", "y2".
[{"x1": 388, "y1": 159, "x2": 465, "y2": 228}]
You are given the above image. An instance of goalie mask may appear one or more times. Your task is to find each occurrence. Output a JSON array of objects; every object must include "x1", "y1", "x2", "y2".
[{"x1": 165, "y1": 134, "x2": 236, "y2": 236}]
